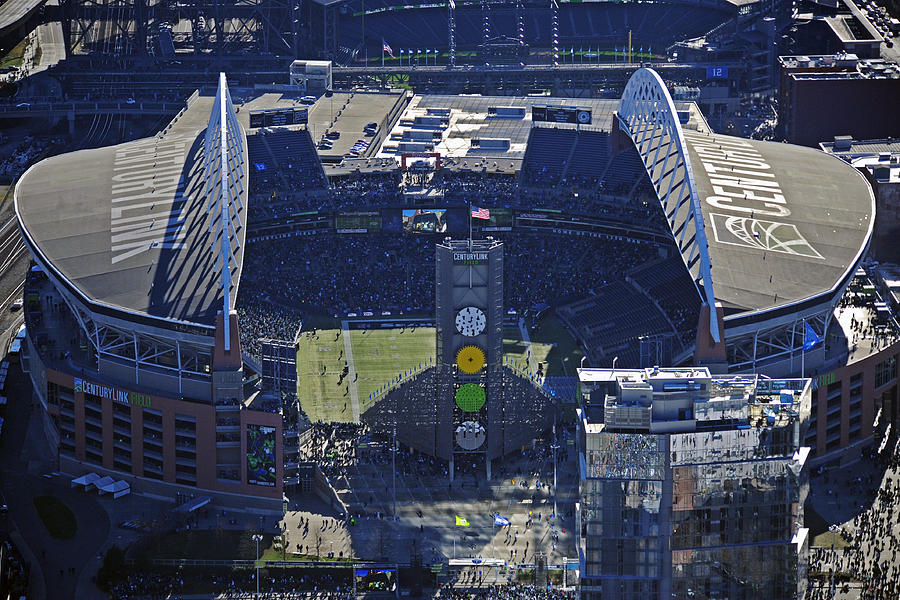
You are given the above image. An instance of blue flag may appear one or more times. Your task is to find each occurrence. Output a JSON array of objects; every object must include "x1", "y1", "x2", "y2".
[
  {"x1": 494, "y1": 514, "x2": 510, "y2": 526},
  {"x1": 802, "y1": 322, "x2": 822, "y2": 351}
]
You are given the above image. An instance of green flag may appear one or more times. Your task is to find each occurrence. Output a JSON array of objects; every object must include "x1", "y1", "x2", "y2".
[{"x1": 455, "y1": 515, "x2": 470, "y2": 527}]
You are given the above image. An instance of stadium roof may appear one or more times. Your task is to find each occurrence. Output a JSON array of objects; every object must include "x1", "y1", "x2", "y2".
[
  {"x1": 378, "y1": 94, "x2": 706, "y2": 162},
  {"x1": 15, "y1": 84, "x2": 249, "y2": 329},
  {"x1": 682, "y1": 130, "x2": 874, "y2": 315},
  {"x1": 618, "y1": 68, "x2": 875, "y2": 331}
]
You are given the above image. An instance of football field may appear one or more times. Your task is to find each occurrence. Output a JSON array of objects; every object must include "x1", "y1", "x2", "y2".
[
  {"x1": 296, "y1": 326, "x2": 435, "y2": 423},
  {"x1": 296, "y1": 317, "x2": 582, "y2": 423}
]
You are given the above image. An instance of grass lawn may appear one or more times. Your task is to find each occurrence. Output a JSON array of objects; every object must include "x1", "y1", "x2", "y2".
[
  {"x1": 32, "y1": 496, "x2": 77, "y2": 539},
  {"x1": 0, "y1": 38, "x2": 28, "y2": 70},
  {"x1": 134, "y1": 530, "x2": 275, "y2": 561},
  {"x1": 812, "y1": 530, "x2": 850, "y2": 549}
]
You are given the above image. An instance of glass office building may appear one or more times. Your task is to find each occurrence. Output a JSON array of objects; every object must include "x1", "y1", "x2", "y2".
[{"x1": 576, "y1": 367, "x2": 812, "y2": 600}]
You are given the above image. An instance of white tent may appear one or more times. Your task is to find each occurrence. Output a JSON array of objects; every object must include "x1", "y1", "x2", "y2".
[
  {"x1": 97, "y1": 479, "x2": 130, "y2": 499},
  {"x1": 71, "y1": 472, "x2": 100, "y2": 489},
  {"x1": 91, "y1": 475, "x2": 115, "y2": 491}
]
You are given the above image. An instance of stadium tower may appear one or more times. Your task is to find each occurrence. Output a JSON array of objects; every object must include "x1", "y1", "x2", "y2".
[{"x1": 435, "y1": 238, "x2": 503, "y2": 479}]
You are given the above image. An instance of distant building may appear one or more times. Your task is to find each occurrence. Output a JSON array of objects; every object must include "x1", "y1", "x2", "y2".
[
  {"x1": 777, "y1": 53, "x2": 900, "y2": 146},
  {"x1": 289, "y1": 60, "x2": 333, "y2": 94},
  {"x1": 576, "y1": 366, "x2": 811, "y2": 600},
  {"x1": 820, "y1": 136, "x2": 900, "y2": 262}
]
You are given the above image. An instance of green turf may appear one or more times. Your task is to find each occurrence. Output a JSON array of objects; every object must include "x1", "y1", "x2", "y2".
[
  {"x1": 297, "y1": 326, "x2": 435, "y2": 423},
  {"x1": 349, "y1": 327, "x2": 435, "y2": 415},
  {"x1": 32, "y1": 496, "x2": 77, "y2": 539},
  {"x1": 502, "y1": 315, "x2": 583, "y2": 378},
  {"x1": 297, "y1": 315, "x2": 582, "y2": 423},
  {"x1": 529, "y1": 315, "x2": 584, "y2": 377}
]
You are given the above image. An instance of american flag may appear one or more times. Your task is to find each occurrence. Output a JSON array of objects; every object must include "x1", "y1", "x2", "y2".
[
  {"x1": 471, "y1": 206, "x2": 491, "y2": 220},
  {"x1": 382, "y1": 39, "x2": 394, "y2": 57}
]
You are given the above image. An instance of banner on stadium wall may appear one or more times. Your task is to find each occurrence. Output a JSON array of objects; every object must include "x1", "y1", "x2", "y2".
[{"x1": 74, "y1": 378, "x2": 152, "y2": 408}]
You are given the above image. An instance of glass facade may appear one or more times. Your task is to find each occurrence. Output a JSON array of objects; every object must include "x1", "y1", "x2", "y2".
[{"x1": 577, "y1": 368, "x2": 810, "y2": 600}]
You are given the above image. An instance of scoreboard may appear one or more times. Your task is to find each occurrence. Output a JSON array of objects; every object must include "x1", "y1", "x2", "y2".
[
  {"x1": 248, "y1": 107, "x2": 309, "y2": 129},
  {"x1": 532, "y1": 105, "x2": 592, "y2": 125}
]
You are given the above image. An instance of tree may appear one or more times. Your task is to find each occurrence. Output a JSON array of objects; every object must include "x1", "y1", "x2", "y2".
[
  {"x1": 95, "y1": 545, "x2": 126, "y2": 592},
  {"x1": 279, "y1": 532, "x2": 288, "y2": 561}
]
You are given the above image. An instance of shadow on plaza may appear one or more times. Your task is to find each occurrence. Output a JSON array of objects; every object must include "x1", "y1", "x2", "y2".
[{"x1": 805, "y1": 445, "x2": 891, "y2": 538}]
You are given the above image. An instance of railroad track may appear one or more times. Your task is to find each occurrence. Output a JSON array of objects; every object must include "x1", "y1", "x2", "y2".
[{"x1": 0, "y1": 216, "x2": 28, "y2": 311}]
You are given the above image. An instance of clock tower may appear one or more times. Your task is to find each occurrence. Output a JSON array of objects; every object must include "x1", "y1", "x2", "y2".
[{"x1": 435, "y1": 238, "x2": 504, "y2": 479}]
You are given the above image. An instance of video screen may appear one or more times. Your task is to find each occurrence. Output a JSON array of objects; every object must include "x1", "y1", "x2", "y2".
[
  {"x1": 402, "y1": 208, "x2": 447, "y2": 233},
  {"x1": 483, "y1": 207, "x2": 513, "y2": 230},
  {"x1": 336, "y1": 211, "x2": 381, "y2": 232},
  {"x1": 246, "y1": 424, "x2": 277, "y2": 486},
  {"x1": 355, "y1": 569, "x2": 397, "y2": 592}
]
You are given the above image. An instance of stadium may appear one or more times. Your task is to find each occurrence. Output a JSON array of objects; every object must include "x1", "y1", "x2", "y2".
[{"x1": 12, "y1": 66, "x2": 875, "y2": 501}]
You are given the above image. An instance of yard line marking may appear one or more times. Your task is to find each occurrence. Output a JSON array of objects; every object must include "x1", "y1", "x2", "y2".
[{"x1": 341, "y1": 320, "x2": 361, "y2": 422}]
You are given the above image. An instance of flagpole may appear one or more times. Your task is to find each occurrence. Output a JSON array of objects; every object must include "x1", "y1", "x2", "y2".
[
  {"x1": 468, "y1": 202, "x2": 472, "y2": 249},
  {"x1": 382, "y1": 41, "x2": 384, "y2": 67}
]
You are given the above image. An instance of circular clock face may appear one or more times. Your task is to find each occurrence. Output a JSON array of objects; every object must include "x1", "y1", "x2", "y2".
[
  {"x1": 456, "y1": 345, "x2": 486, "y2": 375},
  {"x1": 455, "y1": 420, "x2": 486, "y2": 450},
  {"x1": 455, "y1": 383, "x2": 486, "y2": 412},
  {"x1": 455, "y1": 306, "x2": 486, "y2": 337}
]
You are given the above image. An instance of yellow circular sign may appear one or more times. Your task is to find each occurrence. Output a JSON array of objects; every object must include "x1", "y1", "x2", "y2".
[{"x1": 456, "y1": 345, "x2": 486, "y2": 374}]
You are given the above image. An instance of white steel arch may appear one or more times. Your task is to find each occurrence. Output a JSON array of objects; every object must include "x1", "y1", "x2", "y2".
[
  {"x1": 204, "y1": 73, "x2": 247, "y2": 351},
  {"x1": 617, "y1": 68, "x2": 720, "y2": 343}
]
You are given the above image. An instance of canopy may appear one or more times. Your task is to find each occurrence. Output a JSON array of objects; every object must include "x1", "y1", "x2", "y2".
[{"x1": 71, "y1": 472, "x2": 100, "y2": 489}]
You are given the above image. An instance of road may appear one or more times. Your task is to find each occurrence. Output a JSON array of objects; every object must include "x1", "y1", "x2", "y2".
[
  {"x1": 33, "y1": 16, "x2": 65, "y2": 73},
  {"x1": 0, "y1": 0, "x2": 45, "y2": 35},
  {"x1": 0, "y1": 342, "x2": 112, "y2": 600}
]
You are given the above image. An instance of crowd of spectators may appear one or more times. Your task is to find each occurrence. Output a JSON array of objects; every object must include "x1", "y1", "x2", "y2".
[
  {"x1": 107, "y1": 568, "x2": 353, "y2": 599},
  {"x1": 805, "y1": 442, "x2": 900, "y2": 599},
  {"x1": 237, "y1": 229, "x2": 658, "y2": 333},
  {"x1": 243, "y1": 137, "x2": 669, "y2": 228},
  {"x1": 299, "y1": 421, "x2": 450, "y2": 484},
  {"x1": 239, "y1": 231, "x2": 435, "y2": 321},
  {"x1": 330, "y1": 171, "x2": 403, "y2": 209},
  {"x1": 835, "y1": 279, "x2": 900, "y2": 354},
  {"x1": 0, "y1": 135, "x2": 64, "y2": 179},
  {"x1": 437, "y1": 584, "x2": 574, "y2": 599},
  {"x1": 237, "y1": 298, "x2": 303, "y2": 361},
  {"x1": 502, "y1": 232, "x2": 654, "y2": 309},
  {"x1": 440, "y1": 170, "x2": 517, "y2": 205},
  {"x1": 299, "y1": 421, "x2": 365, "y2": 481}
]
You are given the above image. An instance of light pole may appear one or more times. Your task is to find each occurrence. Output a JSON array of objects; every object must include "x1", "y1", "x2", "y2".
[
  {"x1": 251, "y1": 533, "x2": 264, "y2": 599},
  {"x1": 392, "y1": 424, "x2": 397, "y2": 519}
]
